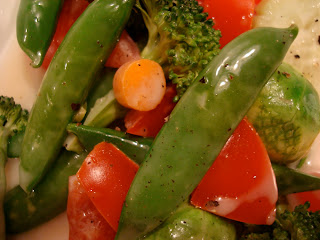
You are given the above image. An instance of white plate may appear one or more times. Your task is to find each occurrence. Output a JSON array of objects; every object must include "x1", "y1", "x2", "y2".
[{"x1": 0, "y1": 1, "x2": 69, "y2": 239}]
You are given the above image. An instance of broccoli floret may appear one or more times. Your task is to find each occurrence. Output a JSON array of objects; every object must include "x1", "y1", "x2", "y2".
[
  {"x1": 0, "y1": 96, "x2": 28, "y2": 238},
  {"x1": 137, "y1": 0, "x2": 221, "y2": 101},
  {"x1": 240, "y1": 202, "x2": 320, "y2": 240}
]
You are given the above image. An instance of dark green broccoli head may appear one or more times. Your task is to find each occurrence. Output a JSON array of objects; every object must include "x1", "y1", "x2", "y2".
[
  {"x1": 0, "y1": 96, "x2": 28, "y2": 146},
  {"x1": 240, "y1": 202, "x2": 320, "y2": 240},
  {"x1": 276, "y1": 202, "x2": 320, "y2": 240},
  {"x1": 137, "y1": 0, "x2": 221, "y2": 101}
]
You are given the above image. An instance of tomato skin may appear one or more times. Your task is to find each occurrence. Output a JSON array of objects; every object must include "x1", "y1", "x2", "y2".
[
  {"x1": 77, "y1": 142, "x2": 139, "y2": 231},
  {"x1": 42, "y1": 0, "x2": 139, "y2": 69},
  {"x1": 42, "y1": 0, "x2": 89, "y2": 69},
  {"x1": 105, "y1": 31, "x2": 141, "y2": 68},
  {"x1": 67, "y1": 175, "x2": 116, "y2": 240},
  {"x1": 287, "y1": 177, "x2": 320, "y2": 212},
  {"x1": 197, "y1": 0, "x2": 255, "y2": 48},
  {"x1": 124, "y1": 84, "x2": 177, "y2": 137},
  {"x1": 191, "y1": 118, "x2": 277, "y2": 225}
]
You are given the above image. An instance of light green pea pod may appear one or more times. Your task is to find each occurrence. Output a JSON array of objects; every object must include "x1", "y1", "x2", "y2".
[
  {"x1": 247, "y1": 62, "x2": 320, "y2": 164},
  {"x1": 143, "y1": 203, "x2": 236, "y2": 240}
]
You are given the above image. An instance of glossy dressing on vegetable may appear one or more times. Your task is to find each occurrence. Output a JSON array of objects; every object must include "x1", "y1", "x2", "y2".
[{"x1": 1, "y1": 0, "x2": 320, "y2": 239}]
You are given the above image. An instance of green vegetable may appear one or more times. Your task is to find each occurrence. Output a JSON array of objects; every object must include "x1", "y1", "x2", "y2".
[
  {"x1": 143, "y1": 203, "x2": 236, "y2": 240},
  {"x1": 240, "y1": 202, "x2": 320, "y2": 240},
  {"x1": 83, "y1": 89, "x2": 127, "y2": 127},
  {"x1": 85, "y1": 68, "x2": 117, "y2": 113},
  {"x1": 115, "y1": 25, "x2": 298, "y2": 239},
  {"x1": 137, "y1": 0, "x2": 221, "y2": 101},
  {"x1": 67, "y1": 124, "x2": 153, "y2": 164},
  {"x1": 273, "y1": 164, "x2": 320, "y2": 195},
  {"x1": 69, "y1": 124, "x2": 320, "y2": 196},
  {"x1": 0, "y1": 96, "x2": 28, "y2": 239},
  {"x1": 4, "y1": 150, "x2": 86, "y2": 234},
  {"x1": 7, "y1": 131, "x2": 24, "y2": 158},
  {"x1": 19, "y1": 0, "x2": 135, "y2": 193},
  {"x1": 247, "y1": 63, "x2": 320, "y2": 164},
  {"x1": 16, "y1": 0, "x2": 64, "y2": 67}
]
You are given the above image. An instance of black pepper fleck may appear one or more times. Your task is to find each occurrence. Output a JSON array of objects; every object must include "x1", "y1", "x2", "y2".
[
  {"x1": 199, "y1": 77, "x2": 206, "y2": 83},
  {"x1": 294, "y1": 54, "x2": 300, "y2": 59},
  {"x1": 71, "y1": 103, "x2": 80, "y2": 111}
]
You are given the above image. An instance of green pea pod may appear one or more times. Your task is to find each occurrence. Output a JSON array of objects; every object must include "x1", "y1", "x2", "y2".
[
  {"x1": 68, "y1": 124, "x2": 320, "y2": 196},
  {"x1": 116, "y1": 26, "x2": 298, "y2": 239},
  {"x1": 19, "y1": 0, "x2": 135, "y2": 193},
  {"x1": 67, "y1": 124, "x2": 153, "y2": 164},
  {"x1": 143, "y1": 203, "x2": 236, "y2": 240},
  {"x1": 16, "y1": 0, "x2": 64, "y2": 67},
  {"x1": 4, "y1": 150, "x2": 86, "y2": 234},
  {"x1": 272, "y1": 164, "x2": 320, "y2": 195}
]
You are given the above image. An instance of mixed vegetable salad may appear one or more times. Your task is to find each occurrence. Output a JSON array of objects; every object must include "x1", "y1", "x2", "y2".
[{"x1": 1, "y1": 0, "x2": 320, "y2": 239}]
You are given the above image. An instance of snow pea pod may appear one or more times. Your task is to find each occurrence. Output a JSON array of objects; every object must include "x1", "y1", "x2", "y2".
[
  {"x1": 67, "y1": 123, "x2": 153, "y2": 164},
  {"x1": 116, "y1": 26, "x2": 298, "y2": 239},
  {"x1": 4, "y1": 150, "x2": 86, "y2": 233},
  {"x1": 16, "y1": 0, "x2": 64, "y2": 67},
  {"x1": 19, "y1": 0, "x2": 135, "y2": 193},
  {"x1": 68, "y1": 124, "x2": 320, "y2": 196}
]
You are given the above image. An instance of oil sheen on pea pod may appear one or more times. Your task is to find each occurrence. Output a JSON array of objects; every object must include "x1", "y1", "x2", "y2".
[
  {"x1": 16, "y1": 0, "x2": 64, "y2": 67},
  {"x1": 143, "y1": 203, "x2": 236, "y2": 240},
  {"x1": 115, "y1": 26, "x2": 298, "y2": 240},
  {"x1": 247, "y1": 63, "x2": 320, "y2": 164},
  {"x1": 19, "y1": 0, "x2": 135, "y2": 193}
]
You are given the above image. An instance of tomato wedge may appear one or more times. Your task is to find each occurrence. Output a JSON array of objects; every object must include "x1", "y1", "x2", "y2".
[
  {"x1": 197, "y1": 0, "x2": 256, "y2": 48},
  {"x1": 42, "y1": 0, "x2": 89, "y2": 69},
  {"x1": 287, "y1": 170, "x2": 320, "y2": 212},
  {"x1": 42, "y1": 0, "x2": 139, "y2": 69},
  {"x1": 76, "y1": 142, "x2": 139, "y2": 231},
  {"x1": 67, "y1": 175, "x2": 116, "y2": 240},
  {"x1": 124, "y1": 84, "x2": 177, "y2": 137},
  {"x1": 191, "y1": 118, "x2": 278, "y2": 225},
  {"x1": 105, "y1": 30, "x2": 141, "y2": 69},
  {"x1": 287, "y1": 190, "x2": 320, "y2": 212}
]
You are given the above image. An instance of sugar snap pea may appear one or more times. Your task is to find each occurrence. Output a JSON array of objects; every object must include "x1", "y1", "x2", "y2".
[
  {"x1": 67, "y1": 124, "x2": 153, "y2": 164},
  {"x1": 115, "y1": 26, "x2": 298, "y2": 239},
  {"x1": 4, "y1": 150, "x2": 86, "y2": 233},
  {"x1": 19, "y1": 0, "x2": 135, "y2": 193},
  {"x1": 68, "y1": 124, "x2": 320, "y2": 196},
  {"x1": 16, "y1": 0, "x2": 64, "y2": 67}
]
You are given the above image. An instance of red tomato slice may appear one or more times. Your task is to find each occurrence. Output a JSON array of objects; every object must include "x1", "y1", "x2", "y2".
[
  {"x1": 42, "y1": 0, "x2": 139, "y2": 69},
  {"x1": 42, "y1": 0, "x2": 89, "y2": 69},
  {"x1": 287, "y1": 171, "x2": 320, "y2": 212},
  {"x1": 67, "y1": 175, "x2": 116, "y2": 240},
  {"x1": 287, "y1": 190, "x2": 320, "y2": 212},
  {"x1": 197, "y1": 0, "x2": 256, "y2": 48},
  {"x1": 124, "y1": 84, "x2": 177, "y2": 137},
  {"x1": 77, "y1": 142, "x2": 139, "y2": 231},
  {"x1": 105, "y1": 30, "x2": 141, "y2": 69},
  {"x1": 191, "y1": 118, "x2": 278, "y2": 225}
]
